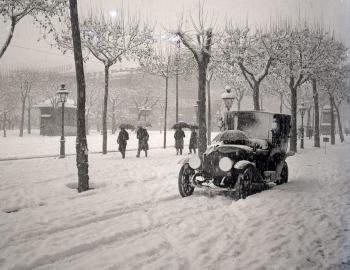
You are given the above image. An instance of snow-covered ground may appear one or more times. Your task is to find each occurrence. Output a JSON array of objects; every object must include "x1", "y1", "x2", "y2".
[
  {"x1": 0, "y1": 129, "x2": 195, "y2": 159},
  {"x1": 0, "y1": 132, "x2": 350, "y2": 269}
]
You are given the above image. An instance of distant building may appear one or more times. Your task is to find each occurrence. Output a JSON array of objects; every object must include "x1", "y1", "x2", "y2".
[{"x1": 35, "y1": 98, "x2": 77, "y2": 136}]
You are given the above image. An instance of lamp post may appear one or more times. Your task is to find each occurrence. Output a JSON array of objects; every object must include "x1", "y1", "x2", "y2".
[
  {"x1": 221, "y1": 86, "x2": 235, "y2": 129},
  {"x1": 299, "y1": 102, "x2": 306, "y2": 149},
  {"x1": 162, "y1": 33, "x2": 181, "y2": 122},
  {"x1": 221, "y1": 86, "x2": 235, "y2": 111},
  {"x1": 56, "y1": 84, "x2": 69, "y2": 158}
]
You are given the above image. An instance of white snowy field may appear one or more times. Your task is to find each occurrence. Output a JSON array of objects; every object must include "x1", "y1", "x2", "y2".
[
  {"x1": 0, "y1": 129, "x2": 196, "y2": 159},
  {"x1": 0, "y1": 135, "x2": 350, "y2": 269}
]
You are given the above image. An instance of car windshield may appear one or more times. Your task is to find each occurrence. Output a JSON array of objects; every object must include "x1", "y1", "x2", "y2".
[{"x1": 226, "y1": 111, "x2": 272, "y2": 139}]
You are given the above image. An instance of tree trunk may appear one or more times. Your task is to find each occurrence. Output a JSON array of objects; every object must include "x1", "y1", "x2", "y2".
[
  {"x1": 237, "y1": 97, "x2": 242, "y2": 111},
  {"x1": 280, "y1": 93, "x2": 283, "y2": 113},
  {"x1": 86, "y1": 109, "x2": 90, "y2": 135},
  {"x1": 330, "y1": 94, "x2": 335, "y2": 145},
  {"x1": 260, "y1": 92, "x2": 263, "y2": 110},
  {"x1": 207, "y1": 79, "x2": 211, "y2": 144},
  {"x1": 0, "y1": 17, "x2": 16, "y2": 59},
  {"x1": 312, "y1": 79, "x2": 320, "y2": 147},
  {"x1": 198, "y1": 64, "x2": 207, "y2": 157},
  {"x1": 333, "y1": 100, "x2": 344, "y2": 143},
  {"x1": 289, "y1": 77, "x2": 297, "y2": 152},
  {"x1": 2, "y1": 112, "x2": 6, "y2": 137},
  {"x1": 69, "y1": 0, "x2": 89, "y2": 192},
  {"x1": 27, "y1": 107, "x2": 31, "y2": 134},
  {"x1": 102, "y1": 64, "x2": 109, "y2": 154},
  {"x1": 306, "y1": 107, "x2": 311, "y2": 139},
  {"x1": 19, "y1": 99, "x2": 25, "y2": 137},
  {"x1": 253, "y1": 84, "x2": 260, "y2": 111},
  {"x1": 175, "y1": 71, "x2": 179, "y2": 122},
  {"x1": 163, "y1": 76, "x2": 168, "y2": 148}
]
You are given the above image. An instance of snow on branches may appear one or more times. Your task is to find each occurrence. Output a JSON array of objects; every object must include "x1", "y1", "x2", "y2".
[{"x1": 0, "y1": 0, "x2": 66, "y2": 58}]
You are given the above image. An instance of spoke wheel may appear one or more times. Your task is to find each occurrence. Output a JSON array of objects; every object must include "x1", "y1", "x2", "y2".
[
  {"x1": 178, "y1": 164, "x2": 195, "y2": 197},
  {"x1": 233, "y1": 167, "x2": 254, "y2": 200}
]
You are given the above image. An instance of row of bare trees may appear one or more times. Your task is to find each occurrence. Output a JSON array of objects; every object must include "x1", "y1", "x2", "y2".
[
  {"x1": 169, "y1": 16, "x2": 349, "y2": 154},
  {"x1": 1, "y1": 1, "x2": 350, "y2": 192}
]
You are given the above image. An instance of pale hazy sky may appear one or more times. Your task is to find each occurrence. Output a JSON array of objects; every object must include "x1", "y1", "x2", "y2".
[{"x1": 0, "y1": 0, "x2": 349, "y2": 72}]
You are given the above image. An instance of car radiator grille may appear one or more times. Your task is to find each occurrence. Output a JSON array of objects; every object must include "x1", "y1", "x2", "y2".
[{"x1": 203, "y1": 152, "x2": 232, "y2": 177}]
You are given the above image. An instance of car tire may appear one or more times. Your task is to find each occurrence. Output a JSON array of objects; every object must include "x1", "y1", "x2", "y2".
[
  {"x1": 178, "y1": 164, "x2": 195, "y2": 197},
  {"x1": 232, "y1": 166, "x2": 254, "y2": 200}
]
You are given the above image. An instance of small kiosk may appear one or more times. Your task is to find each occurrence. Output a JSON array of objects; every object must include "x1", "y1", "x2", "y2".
[{"x1": 35, "y1": 98, "x2": 77, "y2": 136}]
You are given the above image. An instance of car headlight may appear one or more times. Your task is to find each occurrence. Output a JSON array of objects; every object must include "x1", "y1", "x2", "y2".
[
  {"x1": 189, "y1": 154, "x2": 201, "y2": 170},
  {"x1": 219, "y1": 157, "x2": 233, "y2": 172}
]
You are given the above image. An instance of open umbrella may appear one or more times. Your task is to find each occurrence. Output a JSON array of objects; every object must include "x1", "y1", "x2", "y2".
[
  {"x1": 172, "y1": 121, "x2": 189, "y2": 129},
  {"x1": 119, "y1": 123, "x2": 135, "y2": 130},
  {"x1": 212, "y1": 130, "x2": 249, "y2": 142}
]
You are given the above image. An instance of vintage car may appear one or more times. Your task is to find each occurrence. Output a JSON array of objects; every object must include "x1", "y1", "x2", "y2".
[{"x1": 178, "y1": 111, "x2": 294, "y2": 200}]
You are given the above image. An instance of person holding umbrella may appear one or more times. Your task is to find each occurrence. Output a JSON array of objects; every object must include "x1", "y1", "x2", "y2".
[
  {"x1": 136, "y1": 126, "x2": 149, "y2": 158},
  {"x1": 174, "y1": 127, "x2": 185, "y2": 155},
  {"x1": 117, "y1": 126, "x2": 129, "y2": 159},
  {"x1": 189, "y1": 126, "x2": 198, "y2": 154}
]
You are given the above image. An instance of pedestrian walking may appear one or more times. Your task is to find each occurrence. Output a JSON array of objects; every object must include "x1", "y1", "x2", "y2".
[
  {"x1": 189, "y1": 128, "x2": 197, "y2": 154},
  {"x1": 174, "y1": 127, "x2": 185, "y2": 155},
  {"x1": 117, "y1": 127, "x2": 129, "y2": 159},
  {"x1": 136, "y1": 127, "x2": 149, "y2": 157}
]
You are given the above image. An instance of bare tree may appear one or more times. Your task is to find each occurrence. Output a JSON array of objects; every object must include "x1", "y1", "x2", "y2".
[
  {"x1": 0, "y1": 71, "x2": 17, "y2": 137},
  {"x1": 275, "y1": 23, "x2": 346, "y2": 152},
  {"x1": 174, "y1": 4, "x2": 214, "y2": 157},
  {"x1": 68, "y1": 0, "x2": 89, "y2": 192},
  {"x1": 0, "y1": 0, "x2": 65, "y2": 59},
  {"x1": 132, "y1": 90, "x2": 159, "y2": 121},
  {"x1": 139, "y1": 44, "x2": 178, "y2": 148},
  {"x1": 56, "y1": 9, "x2": 154, "y2": 154},
  {"x1": 217, "y1": 63, "x2": 250, "y2": 111},
  {"x1": 319, "y1": 65, "x2": 349, "y2": 144},
  {"x1": 8, "y1": 69, "x2": 38, "y2": 137},
  {"x1": 220, "y1": 26, "x2": 282, "y2": 110},
  {"x1": 85, "y1": 79, "x2": 101, "y2": 135}
]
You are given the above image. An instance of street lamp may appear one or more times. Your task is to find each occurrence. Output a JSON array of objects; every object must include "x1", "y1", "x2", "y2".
[
  {"x1": 221, "y1": 86, "x2": 235, "y2": 111},
  {"x1": 56, "y1": 84, "x2": 69, "y2": 158},
  {"x1": 299, "y1": 102, "x2": 306, "y2": 149},
  {"x1": 162, "y1": 33, "x2": 181, "y2": 122}
]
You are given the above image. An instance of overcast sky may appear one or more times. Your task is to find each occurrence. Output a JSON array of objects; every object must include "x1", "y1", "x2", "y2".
[{"x1": 0, "y1": 0, "x2": 349, "y2": 72}]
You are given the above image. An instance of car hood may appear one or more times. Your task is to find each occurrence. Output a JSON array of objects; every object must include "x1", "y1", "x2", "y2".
[{"x1": 205, "y1": 144, "x2": 253, "y2": 155}]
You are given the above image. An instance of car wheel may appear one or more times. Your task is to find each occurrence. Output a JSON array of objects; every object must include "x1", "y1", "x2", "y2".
[
  {"x1": 233, "y1": 166, "x2": 254, "y2": 200},
  {"x1": 178, "y1": 164, "x2": 195, "y2": 197},
  {"x1": 280, "y1": 162, "x2": 288, "y2": 184}
]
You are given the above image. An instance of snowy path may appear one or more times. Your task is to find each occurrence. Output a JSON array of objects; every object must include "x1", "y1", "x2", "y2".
[{"x1": 0, "y1": 141, "x2": 350, "y2": 270}]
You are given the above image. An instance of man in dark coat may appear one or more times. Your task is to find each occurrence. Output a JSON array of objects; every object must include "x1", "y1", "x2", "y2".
[
  {"x1": 174, "y1": 127, "x2": 185, "y2": 155},
  {"x1": 136, "y1": 127, "x2": 149, "y2": 157},
  {"x1": 117, "y1": 127, "x2": 129, "y2": 159},
  {"x1": 189, "y1": 128, "x2": 197, "y2": 154}
]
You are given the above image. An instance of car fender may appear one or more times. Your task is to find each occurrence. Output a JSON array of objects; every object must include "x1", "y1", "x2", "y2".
[
  {"x1": 178, "y1": 156, "x2": 190, "y2": 165},
  {"x1": 233, "y1": 160, "x2": 255, "y2": 170}
]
